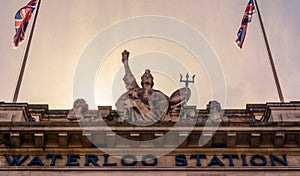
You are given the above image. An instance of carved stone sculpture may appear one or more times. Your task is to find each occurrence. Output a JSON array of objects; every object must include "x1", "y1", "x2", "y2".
[
  {"x1": 67, "y1": 99, "x2": 89, "y2": 121},
  {"x1": 116, "y1": 50, "x2": 191, "y2": 123},
  {"x1": 207, "y1": 100, "x2": 228, "y2": 122}
]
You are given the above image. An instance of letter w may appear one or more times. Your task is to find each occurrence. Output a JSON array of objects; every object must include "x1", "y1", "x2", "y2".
[{"x1": 4, "y1": 154, "x2": 29, "y2": 166}]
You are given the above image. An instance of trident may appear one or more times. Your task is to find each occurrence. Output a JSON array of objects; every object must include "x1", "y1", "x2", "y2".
[
  {"x1": 180, "y1": 73, "x2": 195, "y2": 88},
  {"x1": 179, "y1": 73, "x2": 195, "y2": 119}
]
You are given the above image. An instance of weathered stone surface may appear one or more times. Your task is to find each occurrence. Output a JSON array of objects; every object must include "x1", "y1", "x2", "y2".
[{"x1": 0, "y1": 101, "x2": 300, "y2": 175}]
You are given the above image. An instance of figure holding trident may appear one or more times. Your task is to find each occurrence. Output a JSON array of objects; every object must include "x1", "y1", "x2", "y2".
[
  {"x1": 116, "y1": 50, "x2": 170, "y2": 123},
  {"x1": 116, "y1": 50, "x2": 193, "y2": 123}
]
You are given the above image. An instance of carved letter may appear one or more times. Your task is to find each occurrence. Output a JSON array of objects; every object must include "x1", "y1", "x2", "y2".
[
  {"x1": 84, "y1": 154, "x2": 99, "y2": 166},
  {"x1": 66, "y1": 154, "x2": 80, "y2": 166},
  {"x1": 250, "y1": 154, "x2": 267, "y2": 166},
  {"x1": 142, "y1": 154, "x2": 158, "y2": 166},
  {"x1": 222, "y1": 154, "x2": 239, "y2": 166},
  {"x1": 27, "y1": 155, "x2": 44, "y2": 166},
  {"x1": 4, "y1": 154, "x2": 29, "y2": 166},
  {"x1": 241, "y1": 154, "x2": 248, "y2": 166},
  {"x1": 269, "y1": 154, "x2": 288, "y2": 166},
  {"x1": 121, "y1": 154, "x2": 137, "y2": 166},
  {"x1": 175, "y1": 154, "x2": 187, "y2": 166},
  {"x1": 190, "y1": 154, "x2": 206, "y2": 166},
  {"x1": 103, "y1": 154, "x2": 117, "y2": 166},
  {"x1": 208, "y1": 155, "x2": 225, "y2": 166},
  {"x1": 46, "y1": 154, "x2": 62, "y2": 166}
]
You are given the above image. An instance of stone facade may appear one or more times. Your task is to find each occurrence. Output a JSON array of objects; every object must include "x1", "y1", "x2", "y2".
[{"x1": 0, "y1": 101, "x2": 300, "y2": 175}]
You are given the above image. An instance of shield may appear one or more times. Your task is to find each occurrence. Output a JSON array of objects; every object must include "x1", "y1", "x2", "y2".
[{"x1": 169, "y1": 87, "x2": 191, "y2": 109}]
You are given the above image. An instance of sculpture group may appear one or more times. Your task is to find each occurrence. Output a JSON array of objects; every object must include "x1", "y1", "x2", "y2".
[
  {"x1": 68, "y1": 50, "x2": 193, "y2": 122},
  {"x1": 116, "y1": 50, "x2": 191, "y2": 123}
]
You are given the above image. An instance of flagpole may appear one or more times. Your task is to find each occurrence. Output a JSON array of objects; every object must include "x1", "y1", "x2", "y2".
[
  {"x1": 13, "y1": 0, "x2": 42, "y2": 103},
  {"x1": 254, "y1": 0, "x2": 284, "y2": 102}
]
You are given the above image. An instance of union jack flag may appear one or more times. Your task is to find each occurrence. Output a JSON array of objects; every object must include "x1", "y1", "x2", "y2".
[
  {"x1": 235, "y1": 0, "x2": 256, "y2": 49},
  {"x1": 13, "y1": 0, "x2": 38, "y2": 48}
]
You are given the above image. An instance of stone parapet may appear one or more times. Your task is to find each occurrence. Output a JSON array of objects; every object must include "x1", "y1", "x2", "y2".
[{"x1": 0, "y1": 121, "x2": 299, "y2": 149}]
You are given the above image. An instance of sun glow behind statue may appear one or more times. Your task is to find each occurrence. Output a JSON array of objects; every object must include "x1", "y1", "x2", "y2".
[
  {"x1": 94, "y1": 46, "x2": 207, "y2": 109},
  {"x1": 74, "y1": 16, "x2": 225, "y2": 110}
]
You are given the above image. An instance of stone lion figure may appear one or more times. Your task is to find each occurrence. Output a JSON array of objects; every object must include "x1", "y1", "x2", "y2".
[{"x1": 67, "y1": 99, "x2": 89, "y2": 121}]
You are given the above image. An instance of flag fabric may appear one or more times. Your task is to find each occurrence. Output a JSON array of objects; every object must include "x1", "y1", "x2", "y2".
[
  {"x1": 235, "y1": 0, "x2": 256, "y2": 49},
  {"x1": 13, "y1": 0, "x2": 38, "y2": 48}
]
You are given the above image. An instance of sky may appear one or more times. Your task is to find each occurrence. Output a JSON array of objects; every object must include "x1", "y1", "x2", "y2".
[{"x1": 0, "y1": 0, "x2": 299, "y2": 110}]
